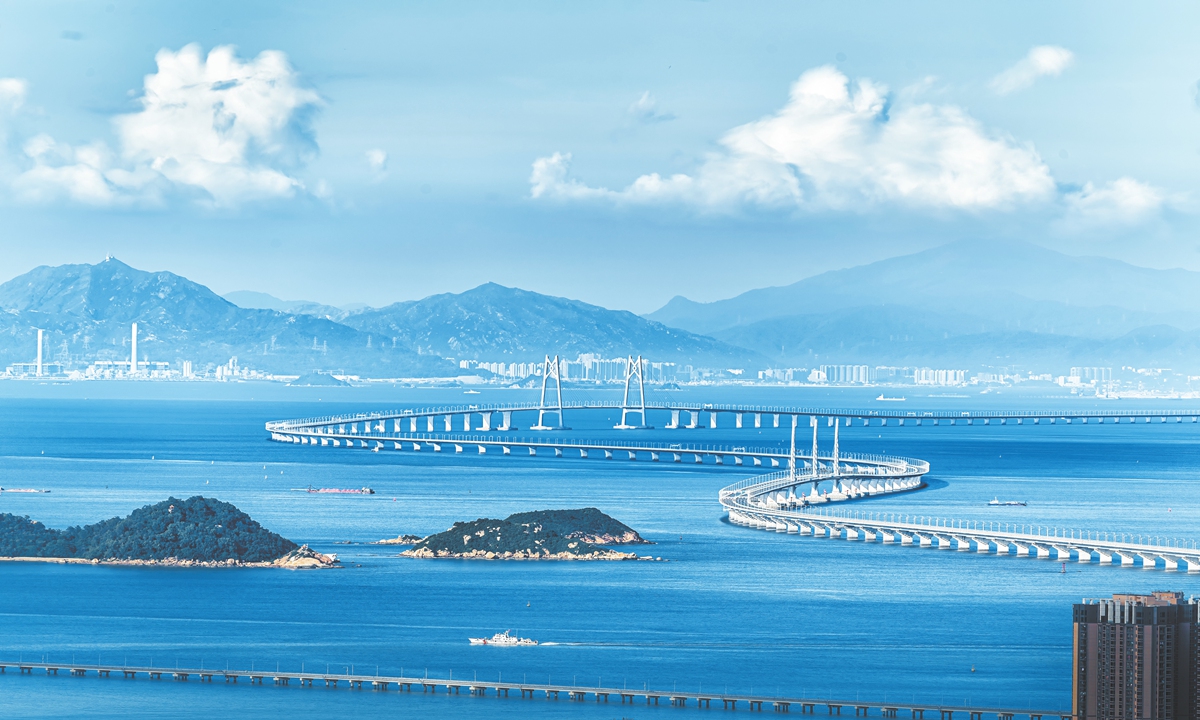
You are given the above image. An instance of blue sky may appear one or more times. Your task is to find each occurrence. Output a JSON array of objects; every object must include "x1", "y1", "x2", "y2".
[{"x1": 0, "y1": 1, "x2": 1197, "y2": 312}]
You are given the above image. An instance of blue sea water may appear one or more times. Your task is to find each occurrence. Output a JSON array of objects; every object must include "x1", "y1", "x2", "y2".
[{"x1": 2, "y1": 382, "x2": 1200, "y2": 718}]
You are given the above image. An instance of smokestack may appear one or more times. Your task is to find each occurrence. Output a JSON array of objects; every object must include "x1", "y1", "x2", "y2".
[
  {"x1": 131, "y1": 322, "x2": 138, "y2": 375},
  {"x1": 36, "y1": 329, "x2": 43, "y2": 377}
]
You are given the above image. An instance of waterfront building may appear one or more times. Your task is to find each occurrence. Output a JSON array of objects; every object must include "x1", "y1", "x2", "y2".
[{"x1": 1073, "y1": 591, "x2": 1200, "y2": 719}]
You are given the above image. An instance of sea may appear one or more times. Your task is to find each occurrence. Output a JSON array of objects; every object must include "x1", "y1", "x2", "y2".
[{"x1": 2, "y1": 380, "x2": 1199, "y2": 718}]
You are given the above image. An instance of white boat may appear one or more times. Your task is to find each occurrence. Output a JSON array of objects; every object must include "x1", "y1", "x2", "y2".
[
  {"x1": 876, "y1": 394, "x2": 906, "y2": 402},
  {"x1": 987, "y1": 497, "x2": 1027, "y2": 507},
  {"x1": 468, "y1": 630, "x2": 537, "y2": 646},
  {"x1": 464, "y1": 390, "x2": 481, "y2": 395}
]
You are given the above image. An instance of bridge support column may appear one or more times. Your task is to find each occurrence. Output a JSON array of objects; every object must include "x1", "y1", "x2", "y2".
[
  {"x1": 463, "y1": 414, "x2": 470, "y2": 431},
  {"x1": 687, "y1": 411, "x2": 699, "y2": 429},
  {"x1": 615, "y1": 356, "x2": 651, "y2": 429},
  {"x1": 531, "y1": 355, "x2": 568, "y2": 430},
  {"x1": 498, "y1": 411, "x2": 514, "y2": 431},
  {"x1": 755, "y1": 413, "x2": 762, "y2": 428},
  {"x1": 409, "y1": 417, "x2": 417, "y2": 432},
  {"x1": 444, "y1": 415, "x2": 452, "y2": 431},
  {"x1": 709, "y1": 411, "x2": 718, "y2": 429},
  {"x1": 667, "y1": 410, "x2": 680, "y2": 429},
  {"x1": 427, "y1": 416, "x2": 434, "y2": 432},
  {"x1": 736, "y1": 413, "x2": 743, "y2": 428}
]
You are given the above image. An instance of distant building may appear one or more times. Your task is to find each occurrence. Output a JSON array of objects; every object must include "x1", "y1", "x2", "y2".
[
  {"x1": 819, "y1": 364, "x2": 872, "y2": 384},
  {"x1": 913, "y1": 368, "x2": 966, "y2": 386},
  {"x1": 1073, "y1": 591, "x2": 1200, "y2": 719}
]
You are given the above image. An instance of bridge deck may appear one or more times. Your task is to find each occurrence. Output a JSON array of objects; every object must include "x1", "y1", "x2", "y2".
[{"x1": 0, "y1": 661, "x2": 1068, "y2": 718}]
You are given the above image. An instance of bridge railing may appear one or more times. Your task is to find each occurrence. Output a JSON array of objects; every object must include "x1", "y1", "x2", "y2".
[
  {"x1": 790, "y1": 507, "x2": 1200, "y2": 551},
  {"x1": 268, "y1": 402, "x2": 1200, "y2": 431}
]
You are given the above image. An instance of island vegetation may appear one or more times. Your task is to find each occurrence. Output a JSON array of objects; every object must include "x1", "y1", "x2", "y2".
[
  {"x1": 0, "y1": 496, "x2": 336, "y2": 568},
  {"x1": 400, "y1": 507, "x2": 655, "y2": 560}
]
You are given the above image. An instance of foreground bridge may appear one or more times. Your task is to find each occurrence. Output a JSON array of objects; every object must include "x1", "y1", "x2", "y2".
[
  {"x1": 721, "y1": 497, "x2": 1200, "y2": 572},
  {"x1": 0, "y1": 660, "x2": 1069, "y2": 718}
]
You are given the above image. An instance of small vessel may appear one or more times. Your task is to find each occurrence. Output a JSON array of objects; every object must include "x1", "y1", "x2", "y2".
[
  {"x1": 987, "y1": 497, "x2": 1026, "y2": 507},
  {"x1": 464, "y1": 390, "x2": 481, "y2": 395},
  {"x1": 468, "y1": 630, "x2": 537, "y2": 646},
  {"x1": 0, "y1": 488, "x2": 50, "y2": 493},
  {"x1": 292, "y1": 486, "x2": 375, "y2": 495},
  {"x1": 876, "y1": 394, "x2": 906, "y2": 402}
]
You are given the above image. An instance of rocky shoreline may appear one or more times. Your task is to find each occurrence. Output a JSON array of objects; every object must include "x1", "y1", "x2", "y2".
[
  {"x1": 397, "y1": 508, "x2": 659, "y2": 561},
  {"x1": 400, "y1": 545, "x2": 658, "y2": 561},
  {"x1": 0, "y1": 545, "x2": 339, "y2": 570}
]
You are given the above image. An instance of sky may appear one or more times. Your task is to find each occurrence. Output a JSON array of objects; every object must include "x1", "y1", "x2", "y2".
[{"x1": 0, "y1": 1, "x2": 1198, "y2": 313}]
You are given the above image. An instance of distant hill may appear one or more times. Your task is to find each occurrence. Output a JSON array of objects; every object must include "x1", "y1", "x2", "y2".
[
  {"x1": 343, "y1": 282, "x2": 763, "y2": 365},
  {"x1": 647, "y1": 240, "x2": 1200, "y2": 370},
  {"x1": 223, "y1": 291, "x2": 360, "y2": 322},
  {"x1": 0, "y1": 258, "x2": 453, "y2": 376}
]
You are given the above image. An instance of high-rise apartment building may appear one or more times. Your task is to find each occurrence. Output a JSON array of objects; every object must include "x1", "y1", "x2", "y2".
[{"x1": 1073, "y1": 592, "x2": 1200, "y2": 719}]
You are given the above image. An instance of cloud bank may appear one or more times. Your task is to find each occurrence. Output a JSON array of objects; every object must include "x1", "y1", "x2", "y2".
[
  {"x1": 533, "y1": 66, "x2": 1056, "y2": 211},
  {"x1": 990, "y1": 46, "x2": 1074, "y2": 96},
  {"x1": 7, "y1": 44, "x2": 320, "y2": 207}
]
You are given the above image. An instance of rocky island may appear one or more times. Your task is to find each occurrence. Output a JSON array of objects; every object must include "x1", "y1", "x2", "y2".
[
  {"x1": 0, "y1": 496, "x2": 337, "y2": 569},
  {"x1": 399, "y1": 507, "x2": 655, "y2": 560}
]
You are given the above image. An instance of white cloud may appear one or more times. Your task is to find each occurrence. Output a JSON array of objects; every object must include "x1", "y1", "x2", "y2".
[
  {"x1": 990, "y1": 46, "x2": 1074, "y2": 95},
  {"x1": 533, "y1": 66, "x2": 1056, "y2": 211},
  {"x1": 0, "y1": 78, "x2": 27, "y2": 113},
  {"x1": 365, "y1": 148, "x2": 388, "y2": 171},
  {"x1": 9, "y1": 44, "x2": 320, "y2": 207},
  {"x1": 1064, "y1": 177, "x2": 1165, "y2": 225},
  {"x1": 628, "y1": 91, "x2": 675, "y2": 124}
]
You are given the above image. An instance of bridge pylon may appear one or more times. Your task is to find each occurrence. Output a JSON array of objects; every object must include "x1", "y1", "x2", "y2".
[
  {"x1": 531, "y1": 355, "x2": 569, "y2": 430},
  {"x1": 614, "y1": 355, "x2": 652, "y2": 429}
]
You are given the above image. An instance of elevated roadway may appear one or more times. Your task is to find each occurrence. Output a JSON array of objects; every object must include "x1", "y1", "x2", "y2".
[{"x1": 1, "y1": 660, "x2": 1070, "y2": 718}]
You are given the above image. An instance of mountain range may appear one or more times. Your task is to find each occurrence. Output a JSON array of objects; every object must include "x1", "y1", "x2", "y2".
[
  {"x1": 646, "y1": 240, "x2": 1200, "y2": 371},
  {"x1": 4, "y1": 240, "x2": 1200, "y2": 378},
  {"x1": 0, "y1": 258, "x2": 756, "y2": 376}
]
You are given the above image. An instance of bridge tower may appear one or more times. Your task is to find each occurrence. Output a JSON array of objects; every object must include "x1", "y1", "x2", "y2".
[
  {"x1": 531, "y1": 355, "x2": 568, "y2": 430},
  {"x1": 810, "y1": 416, "x2": 819, "y2": 477},
  {"x1": 788, "y1": 415, "x2": 797, "y2": 479},
  {"x1": 614, "y1": 355, "x2": 652, "y2": 429},
  {"x1": 832, "y1": 418, "x2": 840, "y2": 476}
]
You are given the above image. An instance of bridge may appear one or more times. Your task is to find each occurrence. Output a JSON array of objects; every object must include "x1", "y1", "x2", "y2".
[
  {"x1": 265, "y1": 356, "x2": 1200, "y2": 566},
  {"x1": 1, "y1": 659, "x2": 1068, "y2": 718}
]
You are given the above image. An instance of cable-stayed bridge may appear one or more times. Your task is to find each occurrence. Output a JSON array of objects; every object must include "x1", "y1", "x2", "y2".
[{"x1": 266, "y1": 355, "x2": 1200, "y2": 572}]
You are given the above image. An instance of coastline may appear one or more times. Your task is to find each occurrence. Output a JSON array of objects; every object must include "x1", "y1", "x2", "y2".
[
  {"x1": 0, "y1": 545, "x2": 339, "y2": 569},
  {"x1": 400, "y1": 547, "x2": 658, "y2": 561}
]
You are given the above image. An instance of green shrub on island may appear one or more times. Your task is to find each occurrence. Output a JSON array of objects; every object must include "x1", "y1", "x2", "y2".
[
  {"x1": 0, "y1": 496, "x2": 298, "y2": 563},
  {"x1": 403, "y1": 507, "x2": 649, "y2": 559}
]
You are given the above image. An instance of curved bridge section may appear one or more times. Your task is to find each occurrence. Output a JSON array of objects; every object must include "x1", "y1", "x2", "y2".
[{"x1": 267, "y1": 397, "x2": 1200, "y2": 569}]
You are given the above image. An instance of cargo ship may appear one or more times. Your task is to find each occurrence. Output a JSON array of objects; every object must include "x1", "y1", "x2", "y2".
[
  {"x1": 987, "y1": 497, "x2": 1026, "y2": 507},
  {"x1": 292, "y1": 486, "x2": 375, "y2": 495},
  {"x1": 0, "y1": 488, "x2": 50, "y2": 493}
]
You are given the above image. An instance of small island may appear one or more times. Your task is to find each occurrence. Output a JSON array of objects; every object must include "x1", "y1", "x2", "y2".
[
  {"x1": 399, "y1": 507, "x2": 655, "y2": 560},
  {"x1": 0, "y1": 496, "x2": 337, "y2": 569}
]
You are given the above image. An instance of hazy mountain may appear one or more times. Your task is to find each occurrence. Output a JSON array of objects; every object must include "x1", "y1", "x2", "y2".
[
  {"x1": 649, "y1": 240, "x2": 1200, "y2": 337},
  {"x1": 343, "y1": 282, "x2": 763, "y2": 365},
  {"x1": 0, "y1": 258, "x2": 453, "y2": 376},
  {"x1": 223, "y1": 291, "x2": 360, "y2": 322},
  {"x1": 647, "y1": 240, "x2": 1200, "y2": 370}
]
